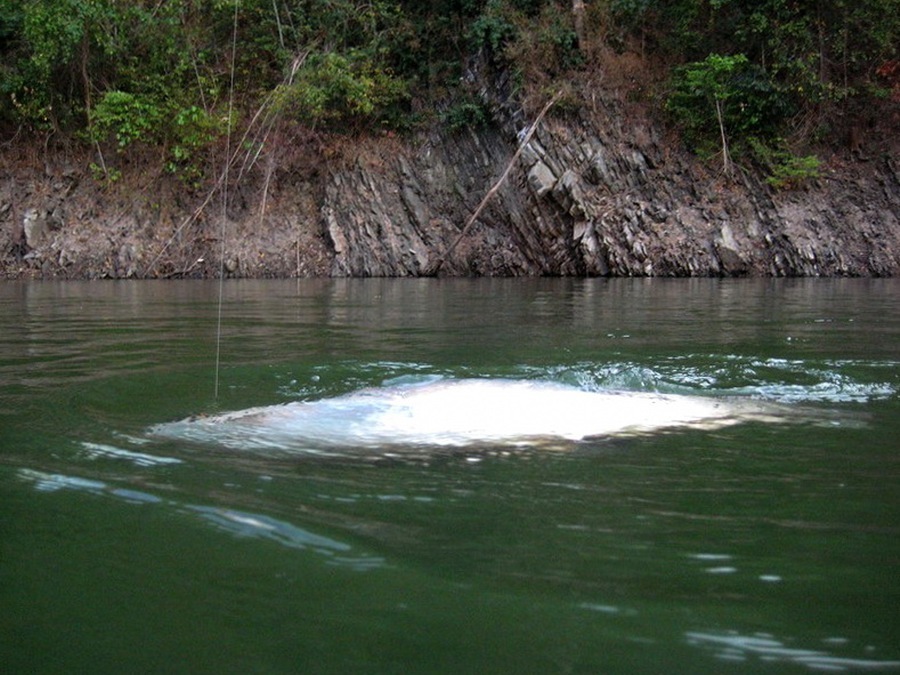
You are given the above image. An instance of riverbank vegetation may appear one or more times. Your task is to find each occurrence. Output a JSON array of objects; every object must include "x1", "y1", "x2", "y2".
[{"x1": 2, "y1": 0, "x2": 897, "y2": 184}]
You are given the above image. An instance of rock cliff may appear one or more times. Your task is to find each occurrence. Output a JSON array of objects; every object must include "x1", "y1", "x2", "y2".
[
  {"x1": 2, "y1": 58, "x2": 898, "y2": 279},
  {"x1": 322, "y1": 61, "x2": 900, "y2": 277}
]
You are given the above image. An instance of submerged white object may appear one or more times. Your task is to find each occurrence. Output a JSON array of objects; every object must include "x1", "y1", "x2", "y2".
[{"x1": 150, "y1": 379, "x2": 778, "y2": 453}]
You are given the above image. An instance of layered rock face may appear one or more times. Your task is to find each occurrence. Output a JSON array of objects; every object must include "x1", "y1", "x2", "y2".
[
  {"x1": 323, "y1": 65, "x2": 900, "y2": 277},
  {"x1": 3, "y1": 61, "x2": 899, "y2": 279}
]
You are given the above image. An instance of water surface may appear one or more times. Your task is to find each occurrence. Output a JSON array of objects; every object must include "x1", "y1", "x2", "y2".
[{"x1": 1, "y1": 278, "x2": 898, "y2": 673}]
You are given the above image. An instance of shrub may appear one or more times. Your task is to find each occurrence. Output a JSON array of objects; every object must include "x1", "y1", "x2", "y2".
[
  {"x1": 468, "y1": 0, "x2": 517, "y2": 52},
  {"x1": 749, "y1": 138, "x2": 821, "y2": 190},
  {"x1": 274, "y1": 51, "x2": 408, "y2": 130},
  {"x1": 165, "y1": 105, "x2": 228, "y2": 183},
  {"x1": 441, "y1": 99, "x2": 490, "y2": 131},
  {"x1": 766, "y1": 153, "x2": 821, "y2": 190},
  {"x1": 89, "y1": 91, "x2": 164, "y2": 149}
]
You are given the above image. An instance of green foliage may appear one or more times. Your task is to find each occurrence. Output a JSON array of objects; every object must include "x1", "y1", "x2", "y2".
[
  {"x1": 4, "y1": 82, "x2": 53, "y2": 131},
  {"x1": 20, "y1": 0, "x2": 114, "y2": 78},
  {"x1": 612, "y1": 0, "x2": 899, "y2": 143},
  {"x1": 4, "y1": 1, "x2": 213, "y2": 132},
  {"x1": 166, "y1": 105, "x2": 228, "y2": 184},
  {"x1": 441, "y1": 99, "x2": 490, "y2": 132},
  {"x1": 89, "y1": 91, "x2": 163, "y2": 149},
  {"x1": 527, "y1": 5, "x2": 584, "y2": 74},
  {"x1": 16, "y1": 0, "x2": 155, "y2": 128},
  {"x1": 469, "y1": 1, "x2": 518, "y2": 52},
  {"x1": 766, "y1": 153, "x2": 821, "y2": 191},
  {"x1": 89, "y1": 161, "x2": 121, "y2": 184},
  {"x1": 0, "y1": 3, "x2": 21, "y2": 33},
  {"x1": 468, "y1": 0, "x2": 586, "y2": 91},
  {"x1": 748, "y1": 139, "x2": 822, "y2": 190},
  {"x1": 0, "y1": 0, "x2": 894, "y2": 165},
  {"x1": 274, "y1": 51, "x2": 408, "y2": 129},
  {"x1": 86, "y1": 90, "x2": 227, "y2": 183},
  {"x1": 609, "y1": 0, "x2": 705, "y2": 54},
  {"x1": 667, "y1": 53, "x2": 791, "y2": 156}
]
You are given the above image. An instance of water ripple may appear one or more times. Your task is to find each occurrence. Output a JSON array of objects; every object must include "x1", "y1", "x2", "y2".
[
  {"x1": 534, "y1": 356, "x2": 896, "y2": 403},
  {"x1": 16, "y1": 468, "x2": 382, "y2": 571},
  {"x1": 80, "y1": 441, "x2": 183, "y2": 467},
  {"x1": 686, "y1": 631, "x2": 900, "y2": 672}
]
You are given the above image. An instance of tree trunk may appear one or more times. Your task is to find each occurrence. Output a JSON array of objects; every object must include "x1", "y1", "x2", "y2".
[
  {"x1": 715, "y1": 98, "x2": 731, "y2": 175},
  {"x1": 572, "y1": 0, "x2": 585, "y2": 47},
  {"x1": 80, "y1": 32, "x2": 92, "y2": 125}
]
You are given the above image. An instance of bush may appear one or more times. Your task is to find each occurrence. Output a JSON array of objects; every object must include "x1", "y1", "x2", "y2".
[
  {"x1": 468, "y1": 0, "x2": 517, "y2": 52},
  {"x1": 441, "y1": 99, "x2": 490, "y2": 132},
  {"x1": 274, "y1": 51, "x2": 408, "y2": 130},
  {"x1": 766, "y1": 153, "x2": 821, "y2": 190},
  {"x1": 89, "y1": 91, "x2": 164, "y2": 149},
  {"x1": 748, "y1": 138, "x2": 821, "y2": 190},
  {"x1": 166, "y1": 105, "x2": 228, "y2": 183}
]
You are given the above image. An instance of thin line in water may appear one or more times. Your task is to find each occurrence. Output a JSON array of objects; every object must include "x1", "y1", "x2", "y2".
[{"x1": 215, "y1": 1, "x2": 240, "y2": 401}]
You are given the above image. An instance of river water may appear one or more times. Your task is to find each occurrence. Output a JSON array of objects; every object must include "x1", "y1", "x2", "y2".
[{"x1": 1, "y1": 278, "x2": 898, "y2": 673}]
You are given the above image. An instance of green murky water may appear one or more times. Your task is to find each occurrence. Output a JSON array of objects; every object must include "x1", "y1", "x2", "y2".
[{"x1": 1, "y1": 278, "x2": 898, "y2": 673}]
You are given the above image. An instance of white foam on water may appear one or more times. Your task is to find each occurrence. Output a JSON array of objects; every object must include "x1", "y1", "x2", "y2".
[
  {"x1": 542, "y1": 356, "x2": 897, "y2": 404},
  {"x1": 149, "y1": 378, "x2": 786, "y2": 453}
]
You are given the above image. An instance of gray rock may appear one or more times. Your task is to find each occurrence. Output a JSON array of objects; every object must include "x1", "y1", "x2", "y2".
[
  {"x1": 23, "y1": 208, "x2": 50, "y2": 249},
  {"x1": 527, "y1": 161, "x2": 557, "y2": 198}
]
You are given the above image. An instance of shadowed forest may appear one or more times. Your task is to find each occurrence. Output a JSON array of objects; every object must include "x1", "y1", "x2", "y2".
[{"x1": 2, "y1": 0, "x2": 897, "y2": 185}]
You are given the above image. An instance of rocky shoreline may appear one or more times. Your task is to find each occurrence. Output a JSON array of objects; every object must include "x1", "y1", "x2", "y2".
[{"x1": 3, "y1": 65, "x2": 898, "y2": 280}]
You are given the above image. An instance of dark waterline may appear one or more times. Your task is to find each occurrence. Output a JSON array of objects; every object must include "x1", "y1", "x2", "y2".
[{"x1": 1, "y1": 278, "x2": 899, "y2": 673}]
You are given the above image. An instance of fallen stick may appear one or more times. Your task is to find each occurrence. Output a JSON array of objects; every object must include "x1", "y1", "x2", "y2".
[{"x1": 424, "y1": 91, "x2": 561, "y2": 276}]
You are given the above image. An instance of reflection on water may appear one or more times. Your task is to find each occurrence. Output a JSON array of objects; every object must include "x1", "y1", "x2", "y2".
[
  {"x1": 188, "y1": 507, "x2": 386, "y2": 572},
  {"x1": 17, "y1": 468, "x2": 384, "y2": 572},
  {"x1": 686, "y1": 631, "x2": 900, "y2": 672},
  {"x1": 80, "y1": 441, "x2": 184, "y2": 467}
]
